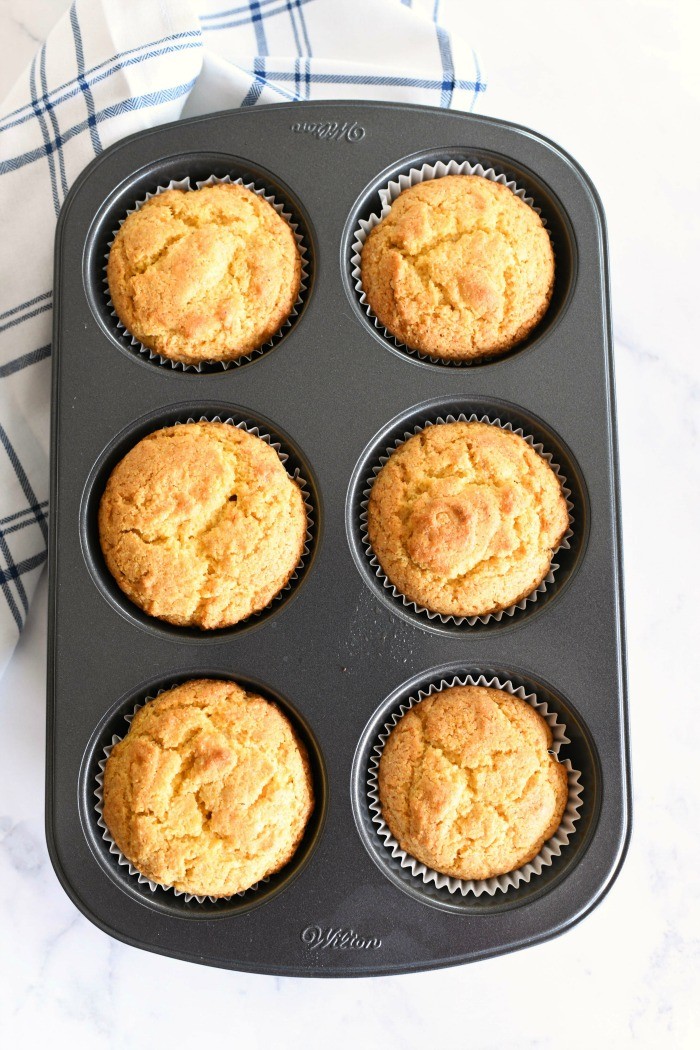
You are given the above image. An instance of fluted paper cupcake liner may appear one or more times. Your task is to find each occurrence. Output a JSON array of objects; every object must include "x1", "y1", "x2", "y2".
[
  {"x1": 94, "y1": 688, "x2": 269, "y2": 904},
  {"x1": 359, "y1": 412, "x2": 573, "y2": 627},
  {"x1": 351, "y1": 159, "x2": 545, "y2": 365},
  {"x1": 104, "y1": 174, "x2": 309, "y2": 371},
  {"x1": 168, "y1": 414, "x2": 314, "y2": 620},
  {"x1": 367, "y1": 673, "x2": 583, "y2": 897}
]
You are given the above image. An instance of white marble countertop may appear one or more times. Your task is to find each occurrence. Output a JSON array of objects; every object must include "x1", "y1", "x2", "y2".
[{"x1": 1, "y1": 1, "x2": 698, "y2": 1045}]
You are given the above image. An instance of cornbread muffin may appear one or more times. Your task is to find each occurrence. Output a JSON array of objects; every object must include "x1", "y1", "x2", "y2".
[
  {"x1": 361, "y1": 174, "x2": 554, "y2": 360},
  {"x1": 107, "y1": 183, "x2": 302, "y2": 364},
  {"x1": 102, "y1": 679, "x2": 314, "y2": 897},
  {"x1": 98, "y1": 421, "x2": 307, "y2": 629},
  {"x1": 367, "y1": 421, "x2": 568, "y2": 619},
  {"x1": 378, "y1": 685, "x2": 568, "y2": 880}
]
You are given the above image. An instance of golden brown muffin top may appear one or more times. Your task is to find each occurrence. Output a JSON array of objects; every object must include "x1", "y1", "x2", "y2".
[
  {"x1": 107, "y1": 183, "x2": 301, "y2": 364},
  {"x1": 378, "y1": 685, "x2": 568, "y2": 881},
  {"x1": 361, "y1": 174, "x2": 554, "y2": 360},
  {"x1": 367, "y1": 421, "x2": 569, "y2": 619},
  {"x1": 98, "y1": 421, "x2": 307, "y2": 630},
  {"x1": 102, "y1": 679, "x2": 314, "y2": 898}
]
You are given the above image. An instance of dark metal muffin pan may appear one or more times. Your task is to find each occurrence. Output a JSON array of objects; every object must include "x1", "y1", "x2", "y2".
[{"x1": 47, "y1": 101, "x2": 630, "y2": 977}]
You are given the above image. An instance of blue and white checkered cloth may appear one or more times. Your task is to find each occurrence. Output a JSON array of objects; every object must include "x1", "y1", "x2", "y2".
[{"x1": 0, "y1": 0, "x2": 485, "y2": 677}]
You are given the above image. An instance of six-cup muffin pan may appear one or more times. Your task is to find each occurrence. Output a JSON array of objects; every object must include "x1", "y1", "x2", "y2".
[{"x1": 47, "y1": 102, "x2": 630, "y2": 977}]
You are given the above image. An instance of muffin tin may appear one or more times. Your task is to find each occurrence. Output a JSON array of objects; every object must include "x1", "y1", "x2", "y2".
[{"x1": 47, "y1": 101, "x2": 630, "y2": 976}]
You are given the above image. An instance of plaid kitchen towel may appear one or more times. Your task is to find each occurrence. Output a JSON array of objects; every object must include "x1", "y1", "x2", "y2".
[{"x1": 0, "y1": 0, "x2": 485, "y2": 678}]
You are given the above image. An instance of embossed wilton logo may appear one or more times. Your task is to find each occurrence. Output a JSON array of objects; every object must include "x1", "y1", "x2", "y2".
[
  {"x1": 290, "y1": 120, "x2": 365, "y2": 143},
  {"x1": 301, "y1": 925, "x2": 381, "y2": 951}
]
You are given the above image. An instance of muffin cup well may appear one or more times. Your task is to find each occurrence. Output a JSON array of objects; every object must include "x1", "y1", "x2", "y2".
[
  {"x1": 359, "y1": 412, "x2": 574, "y2": 628},
  {"x1": 94, "y1": 691, "x2": 265, "y2": 903},
  {"x1": 367, "y1": 673, "x2": 583, "y2": 897},
  {"x1": 93, "y1": 412, "x2": 315, "y2": 635},
  {"x1": 103, "y1": 174, "x2": 310, "y2": 372},
  {"x1": 350, "y1": 160, "x2": 547, "y2": 366}
]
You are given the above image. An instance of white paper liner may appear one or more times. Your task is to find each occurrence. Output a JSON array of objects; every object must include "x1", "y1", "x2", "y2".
[
  {"x1": 367, "y1": 674, "x2": 583, "y2": 897},
  {"x1": 94, "y1": 688, "x2": 269, "y2": 904},
  {"x1": 359, "y1": 413, "x2": 574, "y2": 626},
  {"x1": 351, "y1": 159, "x2": 546, "y2": 365},
  {"x1": 159, "y1": 414, "x2": 314, "y2": 622},
  {"x1": 104, "y1": 174, "x2": 309, "y2": 371}
]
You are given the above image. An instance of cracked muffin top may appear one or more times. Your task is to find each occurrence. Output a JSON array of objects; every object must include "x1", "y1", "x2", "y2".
[
  {"x1": 367, "y1": 421, "x2": 569, "y2": 619},
  {"x1": 98, "y1": 421, "x2": 307, "y2": 630},
  {"x1": 378, "y1": 685, "x2": 568, "y2": 881},
  {"x1": 102, "y1": 678, "x2": 314, "y2": 897},
  {"x1": 360, "y1": 174, "x2": 554, "y2": 361},
  {"x1": 106, "y1": 183, "x2": 302, "y2": 365}
]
